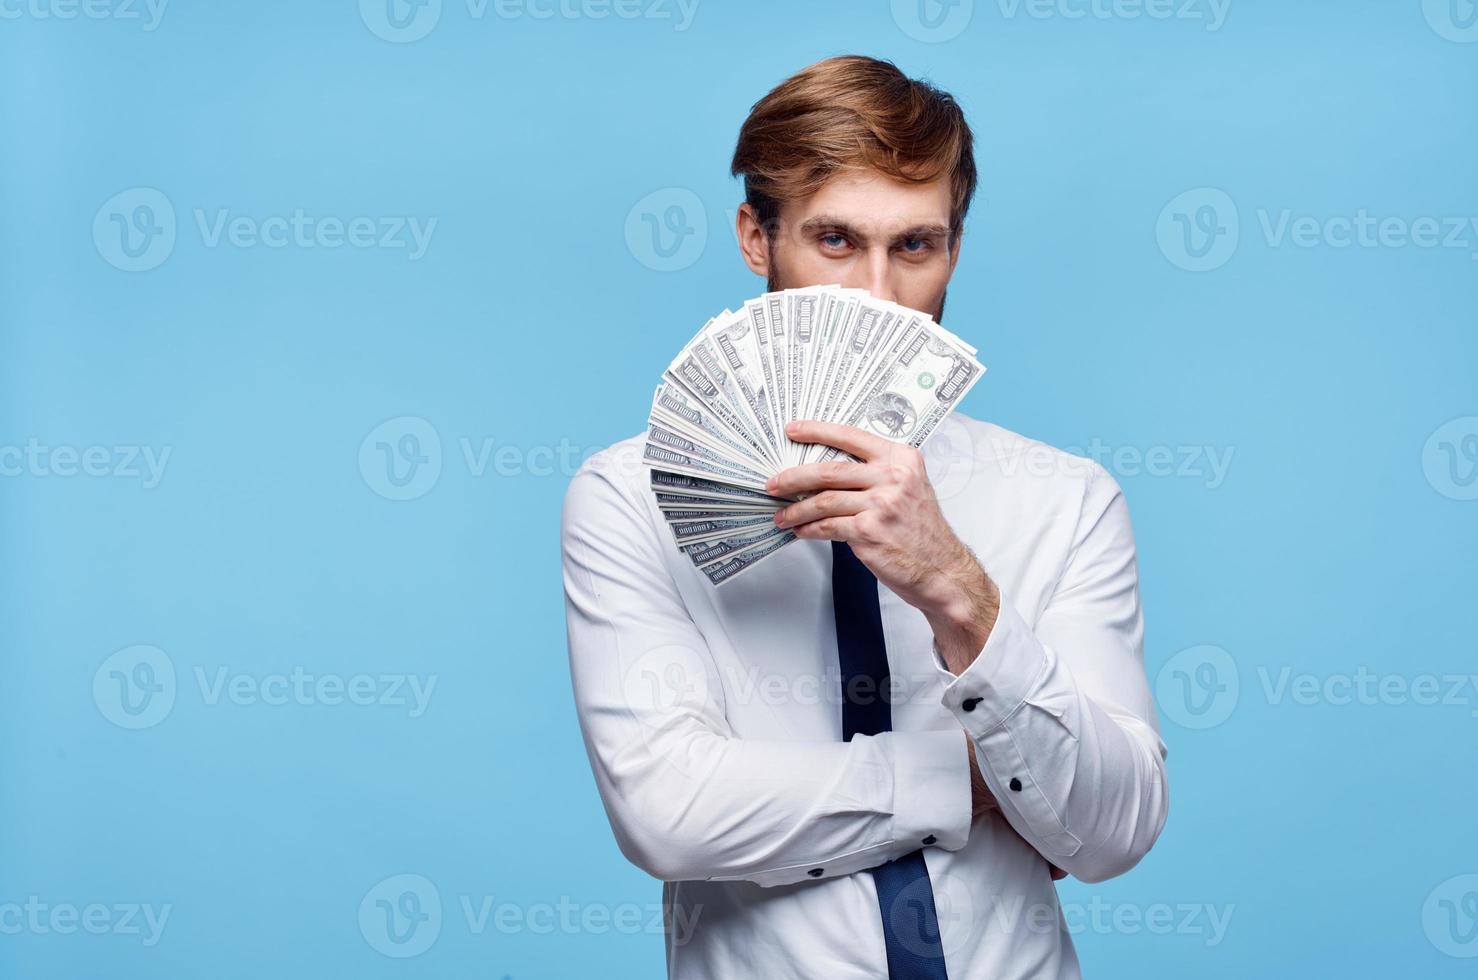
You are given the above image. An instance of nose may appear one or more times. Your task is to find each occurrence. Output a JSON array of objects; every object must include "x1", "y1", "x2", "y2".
[{"x1": 850, "y1": 248, "x2": 898, "y2": 304}]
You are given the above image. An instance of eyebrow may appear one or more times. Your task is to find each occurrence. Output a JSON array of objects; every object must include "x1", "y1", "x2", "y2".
[{"x1": 797, "y1": 215, "x2": 952, "y2": 245}]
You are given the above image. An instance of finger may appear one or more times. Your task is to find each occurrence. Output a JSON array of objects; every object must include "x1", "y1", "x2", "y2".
[
  {"x1": 789, "y1": 515, "x2": 857, "y2": 542},
  {"x1": 774, "y1": 490, "x2": 869, "y2": 529},
  {"x1": 786, "y1": 419, "x2": 892, "y2": 462},
  {"x1": 766, "y1": 461, "x2": 880, "y2": 497}
]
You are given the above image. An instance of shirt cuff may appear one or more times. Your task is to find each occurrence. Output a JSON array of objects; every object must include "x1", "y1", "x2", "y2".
[
  {"x1": 888, "y1": 728, "x2": 972, "y2": 853},
  {"x1": 932, "y1": 597, "x2": 1049, "y2": 735}
]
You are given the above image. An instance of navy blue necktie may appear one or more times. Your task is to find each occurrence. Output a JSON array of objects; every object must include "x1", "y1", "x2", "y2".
[{"x1": 832, "y1": 540, "x2": 951, "y2": 980}]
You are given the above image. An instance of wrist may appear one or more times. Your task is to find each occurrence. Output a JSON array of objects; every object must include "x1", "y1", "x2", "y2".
[{"x1": 923, "y1": 558, "x2": 999, "y2": 674}]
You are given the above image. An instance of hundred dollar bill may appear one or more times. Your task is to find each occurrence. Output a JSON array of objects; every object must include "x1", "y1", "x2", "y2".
[
  {"x1": 647, "y1": 423, "x2": 771, "y2": 484},
  {"x1": 781, "y1": 287, "x2": 822, "y2": 466},
  {"x1": 651, "y1": 384, "x2": 773, "y2": 475},
  {"x1": 669, "y1": 515, "x2": 776, "y2": 544},
  {"x1": 814, "y1": 325, "x2": 985, "y2": 464},
  {"x1": 702, "y1": 529, "x2": 798, "y2": 586},
  {"x1": 682, "y1": 522, "x2": 789, "y2": 566},
  {"x1": 704, "y1": 310, "x2": 781, "y2": 461},
  {"x1": 643, "y1": 443, "x2": 771, "y2": 491},
  {"x1": 742, "y1": 295, "x2": 786, "y2": 457},
  {"x1": 663, "y1": 327, "x2": 778, "y2": 469},
  {"x1": 650, "y1": 469, "x2": 788, "y2": 504},
  {"x1": 817, "y1": 303, "x2": 902, "y2": 426}
]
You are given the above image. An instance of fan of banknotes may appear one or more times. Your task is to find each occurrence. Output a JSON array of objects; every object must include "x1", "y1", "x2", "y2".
[{"x1": 645, "y1": 284, "x2": 985, "y2": 586}]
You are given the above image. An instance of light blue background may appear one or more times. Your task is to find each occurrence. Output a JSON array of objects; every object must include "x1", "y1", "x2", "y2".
[{"x1": 3, "y1": 0, "x2": 1476, "y2": 976}]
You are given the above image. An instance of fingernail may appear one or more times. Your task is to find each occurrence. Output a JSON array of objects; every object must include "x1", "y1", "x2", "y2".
[{"x1": 765, "y1": 477, "x2": 777, "y2": 492}]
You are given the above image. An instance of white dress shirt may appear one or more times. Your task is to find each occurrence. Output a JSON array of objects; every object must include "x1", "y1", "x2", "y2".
[{"x1": 561, "y1": 412, "x2": 1170, "y2": 980}]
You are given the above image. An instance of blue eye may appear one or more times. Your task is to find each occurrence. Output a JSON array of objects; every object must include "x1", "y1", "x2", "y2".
[
  {"x1": 901, "y1": 237, "x2": 929, "y2": 253},
  {"x1": 821, "y1": 234, "x2": 847, "y2": 249}
]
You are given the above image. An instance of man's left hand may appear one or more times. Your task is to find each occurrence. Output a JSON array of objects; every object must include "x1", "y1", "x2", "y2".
[{"x1": 768, "y1": 420, "x2": 1000, "y2": 672}]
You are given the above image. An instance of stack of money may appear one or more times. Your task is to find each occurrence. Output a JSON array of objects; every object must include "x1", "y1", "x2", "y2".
[{"x1": 645, "y1": 284, "x2": 985, "y2": 586}]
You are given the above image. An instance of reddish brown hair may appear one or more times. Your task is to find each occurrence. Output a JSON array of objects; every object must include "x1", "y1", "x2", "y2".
[{"x1": 730, "y1": 55, "x2": 977, "y2": 243}]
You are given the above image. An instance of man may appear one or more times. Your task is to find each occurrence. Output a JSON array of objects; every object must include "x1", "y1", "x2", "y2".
[{"x1": 562, "y1": 55, "x2": 1168, "y2": 979}]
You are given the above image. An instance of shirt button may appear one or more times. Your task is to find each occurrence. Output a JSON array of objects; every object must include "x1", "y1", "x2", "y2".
[
  {"x1": 961, "y1": 697, "x2": 983, "y2": 712},
  {"x1": 1009, "y1": 777, "x2": 1023, "y2": 792},
  {"x1": 922, "y1": 835, "x2": 937, "y2": 846},
  {"x1": 808, "y1": 868, "x2": 824, "y2": 878}
]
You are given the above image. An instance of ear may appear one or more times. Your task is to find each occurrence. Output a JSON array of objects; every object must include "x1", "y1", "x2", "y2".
[{"x1": 735, "y1": 202, "x2": 772, "y2": 279}]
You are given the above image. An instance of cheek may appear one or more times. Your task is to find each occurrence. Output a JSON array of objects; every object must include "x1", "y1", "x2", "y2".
[{"x1": 896, "y1": 269, "x2": 951, "y2": 316}]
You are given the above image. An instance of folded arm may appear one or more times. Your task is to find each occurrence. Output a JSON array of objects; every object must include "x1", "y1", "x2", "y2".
[
  {"x1": 562, "y1": 454, "x2": 974, "y2": 887},
  {"x1": 934, "y1": 463, "x2": 1170, "y2": 883}
]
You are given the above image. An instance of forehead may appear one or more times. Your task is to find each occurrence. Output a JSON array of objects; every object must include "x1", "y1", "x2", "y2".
[{"x1": 782, "y1": 169, "x2": 953, "y2": 228}]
